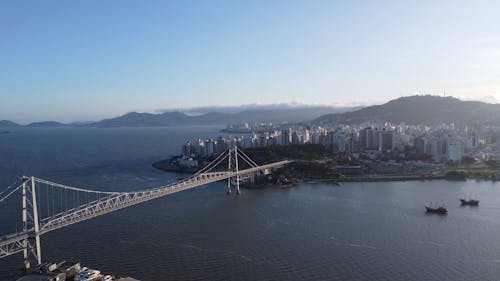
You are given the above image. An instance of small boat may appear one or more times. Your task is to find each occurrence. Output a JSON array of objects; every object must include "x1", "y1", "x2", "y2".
[
  {"x1": 74, "y1": 268, "x2": 101, "y2": 281},
  {"x1": 425, "y1": 201, "x2": 448, "y2": 215},
  {"x1": 460, "y1": 198, "x2": 479, "y2": 206},
  {"x1": 425, "y1": 206, "x2": 448, "y2": 214}
]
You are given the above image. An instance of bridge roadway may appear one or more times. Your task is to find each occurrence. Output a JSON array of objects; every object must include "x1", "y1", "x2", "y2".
[{"x1": 0, "y1": 160, "x2": 291, "y2": 260}]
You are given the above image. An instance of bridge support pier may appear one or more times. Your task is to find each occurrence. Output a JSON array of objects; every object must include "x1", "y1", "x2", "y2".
[
  {"x1": 235, "y1": 146, "x2": 240, "y2": 195},
  {"x1": 21, "y1": 177, "x2": 29, "y2": 269},
  {"x1": 31, "y1": 176, "x2": 42, "y2": 266},
  {"x1": 20, "y1": 176, "x2": 42, "y2": 268},
  {"x1": 227, "y1": 148, "x2": 232, "y2": 195}
]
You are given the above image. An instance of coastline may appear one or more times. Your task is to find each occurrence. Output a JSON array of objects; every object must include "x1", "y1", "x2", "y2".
[
  {"x1": 339, "y1": 174, "x2": 446, "y2": 182},
  {"x1": 152, "y1": 159, "x2": 198, "y2": 173},
  {"x1": 152, "y1": 156, "x2": 496, "y2": 187}
]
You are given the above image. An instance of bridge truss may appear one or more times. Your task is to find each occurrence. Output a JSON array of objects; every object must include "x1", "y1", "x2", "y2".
[{"x1": 0, "y1": 145, "x2": 291, "y2": 268}]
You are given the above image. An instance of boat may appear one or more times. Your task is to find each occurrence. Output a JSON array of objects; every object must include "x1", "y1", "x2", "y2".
[
  {"x1": 74, "y1": 268, "x2": 101, "y2": 281},
  {"x1": 460, "y1": 198, "x2": 479, "y2": 206},
  {"x1": 425, "y1": 202, "x2": 448, "y2": 215},
  {"x1": 425, "y1": 206, "x2": 448, "y2": 214}
]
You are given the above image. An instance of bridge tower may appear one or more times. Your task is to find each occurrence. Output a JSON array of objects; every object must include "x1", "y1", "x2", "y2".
[
  {"x1": 226, "y1": 144, "x2": 241, "y2": 195},
  {"x1": 21, "y1": 176, "x2": 42, "y2": 269}
]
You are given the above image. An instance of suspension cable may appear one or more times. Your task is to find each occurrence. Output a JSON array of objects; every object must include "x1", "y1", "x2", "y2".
[
  {"x1": 194, "y1": 148, "x2": 229, "y2": 175},
  {"x1": 0, "y1": 184, "x2": 22, "y2": 203},
  {"x1": 0, "y1": 179, "x2": 20, "y2": 197},
  {"x1": 33, "y1": 177, "x2": 121, "y2": 195},
  {"x1": 236, "y1": 147, "x2": 259, "y2": 167}
]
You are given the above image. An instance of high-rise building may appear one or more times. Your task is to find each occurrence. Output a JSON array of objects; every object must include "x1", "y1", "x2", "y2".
[
  {"x1": 281, "y1": 128, "x2": 292, "y2": 145},
  {"x1": 292, "y1": 131, "x2": 301, "y2": 144},
  {"x1": 194, "y1": 139, "x2": 206, "y2": 157},
  {"x1": 447, "y1": 140, "x2": 463, "y2": 163},
  {"x1": 360, "y1": 127, "x2": 378, "y2": 150},
  {"x1": 182, "y1": 141, "x2": 192, "y2": 157},
  {"x1": 378, "y1": 130, "x2": 394, "y2": 151},
  {"x1": 205, "y1": 139, "x2": 215, "y2": 155},
  {"x1": 430, "y1": 138, "x2": 443, "y2": 159},
  {"x1": 333, "y1": 131, "x2": 347, "y2": 152},
  {"x1": 216, "y1": 136, "x2": 227, "y2": 153},
  {"x1": 415, "y1": 136, "x2": 428, "y2": 155}
]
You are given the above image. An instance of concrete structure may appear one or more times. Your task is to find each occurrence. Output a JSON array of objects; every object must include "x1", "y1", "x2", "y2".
[
  {"x1": 281, "y1": 128, "x2": 292, "y2": 145},
  {"x1": 447, "y1": 141, "x2": 463, "y2": 163},
  {"x1": 378, "y1": 129, "x2": 394, "y2": 151}
]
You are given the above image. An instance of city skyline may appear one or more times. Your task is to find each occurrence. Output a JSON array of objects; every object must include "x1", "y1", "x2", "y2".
[{"x1": 2, "y1": 0, "x2": 500, "y2": 122}]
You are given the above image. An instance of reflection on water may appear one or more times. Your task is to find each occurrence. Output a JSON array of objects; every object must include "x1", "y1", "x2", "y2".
[{"x1": 1, "y1": 127, "x2": 500, "y2": 280}]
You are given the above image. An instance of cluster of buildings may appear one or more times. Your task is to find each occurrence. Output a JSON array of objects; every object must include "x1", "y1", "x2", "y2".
[{"x1": 178, "y1": 122, "x2": 500, "y2": 166}]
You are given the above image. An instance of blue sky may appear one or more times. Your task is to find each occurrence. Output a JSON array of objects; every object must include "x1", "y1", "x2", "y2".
[{"x1": 1, "y1": 0, "x2": 500, "y2": 123}]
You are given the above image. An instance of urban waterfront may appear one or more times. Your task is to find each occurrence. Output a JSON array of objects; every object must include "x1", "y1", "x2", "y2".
[{"x1": 2, "y1": 127, "x2": 500, "y2": 280}]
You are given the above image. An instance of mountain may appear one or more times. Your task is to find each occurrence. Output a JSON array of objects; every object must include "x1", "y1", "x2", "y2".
[
  {"x1": 314, "y1": 95, "x2": 500, "y2": 125},
  {"x1": 0, "y1": 120, "x2": 20, "y2": 127},
  {"x1": 93, "y1": 106, "x2": 350, "y2": 127},
  {"x1": 26, "y1": 121, "x2": 68, "y2": 127},
  {"x1": 69, "y1": 121, "x2": 96, "y2": 126}
]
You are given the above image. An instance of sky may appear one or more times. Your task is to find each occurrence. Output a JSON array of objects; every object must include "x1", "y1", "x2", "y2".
[{"x1": 1, "y1": 0, "x2": 500, "y2": 123}]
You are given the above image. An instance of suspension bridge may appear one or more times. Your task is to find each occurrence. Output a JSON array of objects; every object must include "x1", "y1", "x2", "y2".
[{"x1": 0, "y1": 146, "x2": 291, "y2": 269}]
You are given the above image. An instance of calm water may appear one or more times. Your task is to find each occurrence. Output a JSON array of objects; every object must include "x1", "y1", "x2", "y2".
[{"x1": 1, "y1": 127, "x2": 500, "y2": 280}]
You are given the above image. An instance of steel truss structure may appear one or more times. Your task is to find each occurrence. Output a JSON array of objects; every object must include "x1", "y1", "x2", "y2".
[{"x1": 0, "y1": 146, "x2": 291, "y2": 268}]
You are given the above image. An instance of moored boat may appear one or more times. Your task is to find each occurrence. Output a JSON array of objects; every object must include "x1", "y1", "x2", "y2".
[
  {"x1": 425, "y1": 206, "x2": 448, "y2": 215},
  {"x1": 460, "y1": 198, "x2": 479, "y2": 206},
  {"x1": 74, "y1": 267, "x2": 101, "y2": 281}
]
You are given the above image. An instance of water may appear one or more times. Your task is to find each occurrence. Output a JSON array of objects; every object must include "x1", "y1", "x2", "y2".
[{"x1": 1, "y1": 127, "x2": 500, "y2": 280}]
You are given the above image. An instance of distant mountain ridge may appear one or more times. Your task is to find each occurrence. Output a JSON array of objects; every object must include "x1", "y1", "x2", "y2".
[
  {"x1": 0, "y1": 120, "x2": 67, "y2": 127},
  {"x1": 314, "y1": 95, "x2": 500, "y2": 125},
  {"x1": 1, "y1": 105, "x2": 351, "y2": 128},
  {"x1": 7, "y1": 96, "x2": 495, "y2": 127},
  {"x1": 0, "y1": 120, "x2": 20, "y2": 127},
  {"x1": 94, "y1": 106, "x2": 349, "y2": 127},
  {"x1": 26, "y1": 121, "x2": 68, "y2": 127}
]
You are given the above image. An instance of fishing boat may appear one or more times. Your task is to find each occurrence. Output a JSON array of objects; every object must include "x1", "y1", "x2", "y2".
[
  {"x1": 460, "y1": 198, "x2": 479, "y2": 206},
  {"x1": 425, "y1": 202, "x2": 448, "y2": 215}
]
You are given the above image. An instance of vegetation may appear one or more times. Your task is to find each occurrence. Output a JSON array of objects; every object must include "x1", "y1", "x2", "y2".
[
  {"x1": 243, "y1": 144, "x2": 340, "y2": 183},
  {"x1": 243, "y1": 144, "x2": 334, "y2": 163},
  {"x1": 445, "y1": 170, "x2": 467, "y2": 179},
  {"x1": 461, "y1": 156, "x2": 476, "y2": 165},
  {"x1": 484, "y1": 159, "x2": 499, "y2": 168},
  {"x1": 277, "y1": 161, "x2": 340, "y2": 181}
]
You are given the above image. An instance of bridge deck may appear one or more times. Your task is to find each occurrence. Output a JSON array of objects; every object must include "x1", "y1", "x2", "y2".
[{"x1": 0, "y1": 160, "x2": 292, "y2": 259}]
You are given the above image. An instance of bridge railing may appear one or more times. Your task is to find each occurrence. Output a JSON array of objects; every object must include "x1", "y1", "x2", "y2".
[{"x1": 0, "y1": 146, "x2": 292, "y2": 266}]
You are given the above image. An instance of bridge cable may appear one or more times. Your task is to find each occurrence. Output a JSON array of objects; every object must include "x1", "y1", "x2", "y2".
[
  {"x1": 194, "y1": 148, "x2": 229, "y2": 175},
  {"x1": 0, "y1": 179, "x2": 20, "y2": 198},
  {"x1": 33, "y1": 177, "x2": 121, "y2": 195},
  {"x1": 238, "y1": 147, "x2": 258, "y2": 167},
  {"x1": 199, "y1": 152, "x2": 231, "y2": 174},
  {"x1": 46, "y1": 183, "x2": 49, "y2": 219},
  {"x1": 235, "y1": 147, "x2": 259, "y2": 168},
  {"x1": 0, "y1": 184, "x2": 21, "y2": 203}
]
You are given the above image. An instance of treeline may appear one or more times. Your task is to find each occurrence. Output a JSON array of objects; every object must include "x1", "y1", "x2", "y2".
[{"x1": 243, "y1": 144, "x2": 334, "y2": 163}]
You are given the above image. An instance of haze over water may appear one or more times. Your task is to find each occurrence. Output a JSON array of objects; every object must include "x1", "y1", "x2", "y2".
[{"x1": 1, "y1": 127, "x2": 500, "y2": 280}]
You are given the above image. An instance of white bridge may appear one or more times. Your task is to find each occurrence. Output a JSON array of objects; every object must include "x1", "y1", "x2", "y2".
[{"x1": 0, "y1": 146, "x2": 291, "y2": 269}]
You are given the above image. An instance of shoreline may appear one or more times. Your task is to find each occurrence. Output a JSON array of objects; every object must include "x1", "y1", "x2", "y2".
[
  {"x1": 152, "y1": 158, "x2": 498, "y2": 186},
  {"x1": 152, "y1": 159, "x2": 198, "y2": 173}
]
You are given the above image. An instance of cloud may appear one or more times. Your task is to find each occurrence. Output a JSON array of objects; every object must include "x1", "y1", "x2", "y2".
[
  {"x1": 154, "y1": 102, "x2": 362, "y2": 116},
  {"x1": 458, "y1": 95, "x2": 499, "y2": 104}
]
